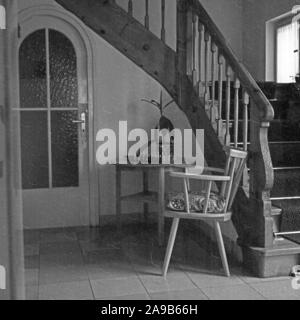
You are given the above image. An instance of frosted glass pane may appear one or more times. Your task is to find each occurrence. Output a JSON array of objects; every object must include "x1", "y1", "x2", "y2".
[
  {"x1": 19, "y1": 30, "x2": 47, "y2": 108},
  {"x1": 21, "y1": 111, "x2": 49, "y2": 189},
  {"x1": 49, "y1": 30, "x2": 78, "y2": 108},
  {"x1": 51, "y1": 111, "x2": 79, "y2": 188}
]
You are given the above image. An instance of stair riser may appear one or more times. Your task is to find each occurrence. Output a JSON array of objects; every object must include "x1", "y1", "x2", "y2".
[
  {"x1": 269, "y1": 122, "x2": 300, "y2": 142},
  {"x1": 272, "y1": 170, "x2": 300, "y2": 197},
  {"x1": 270, "y1": 144, "x2": 300, "y2": 167}
]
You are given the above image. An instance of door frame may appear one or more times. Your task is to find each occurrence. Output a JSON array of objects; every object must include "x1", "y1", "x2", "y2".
[{"x1": 18, "y1": 4, "x2": 98, "y2": 226}]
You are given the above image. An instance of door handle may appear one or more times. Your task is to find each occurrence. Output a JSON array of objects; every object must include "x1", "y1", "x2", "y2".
[
  {"x1": 72, "y1": 112, "x2": 86, "y2": 133},
  {"x1": 72, "y1": 120, "x2": 85, "y2": 124}
]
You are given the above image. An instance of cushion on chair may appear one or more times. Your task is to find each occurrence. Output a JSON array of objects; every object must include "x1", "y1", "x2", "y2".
[{"x1": 166, "y1": 191, "x2": 226, "y2": 213}]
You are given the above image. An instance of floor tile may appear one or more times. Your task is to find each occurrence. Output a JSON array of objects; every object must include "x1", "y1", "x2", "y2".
[
  {"x1": 150, "y1": 288, "x2": 208, "y2": 300},
  {"x1": 76, "y1": 228, "x2": 103, "y2": 242},
  {"x1": 24, "y1": 226, "x2": 300, "y2": 301},
  {"x1": 39, "y1": 281, "x2": 94, "y2": 300},
  {"x1": 24, "y1": 230, "x2": 40, "y2": 245},
  {"x1": 131, "y1": 262, "x2": 166, "y2": 276},
  {"x1": 26, "y1": 285, "x2": 38, "y2": 300},
  {"x1": 139, "y1": 272, "x2": 196, "y2": 293},
  {"x1": 39, "y1": 265, "x2": 88, "y2": 285},
  {"x1": 25, "y1": 255, "x2": 39, "y2": 269},
  {"x1": 90, "y1": 277, "x2": 147, "y2": 299},
  {"x1": 87, "y1": 261, "x2": 137, "y2": 280},
  {"x1": 249, "y1": 279, "x2": 300, "y2": 300},
  {"x1": 39, "y1": 241, "x2": 81, "y2": 256},
  {"x1": 24, "y1": 243, "x2": 40, "y2": 257},
  {"x1": 241, "y1": 274, "x2": 290, "y2": 284},
  {"x1": 79, "y1": 240, "x2": 119, "y2": 254},
  {"x1": 40, "y1": 252, "x2": 84, "y2": 268},
  {"x1": 99, "y1": 293, "x2": 150, "y2": 300},
  {"x1": 201, "y1": 284, "x2": 265, "y2": 300},
  {"x1": 39, "y1": 230, "x2": 77, "y2": 243},
  {"x1": 187, "y1": 271, "x2": 244, "y2": 288},
  {"x1": 83, "y1": 249, "x2": 125, "y2": 263},
  {"x1": 25, "y1": 269, "x2": 39, "y2": 286},
  {"x1": 232, "y1": 266, "x2": 291, "y2": 284}
]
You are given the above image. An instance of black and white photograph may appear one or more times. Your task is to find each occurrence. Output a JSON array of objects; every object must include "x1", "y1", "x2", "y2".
[{"x1": 1, "y1": 0, "x2": 300, "y2": 303}]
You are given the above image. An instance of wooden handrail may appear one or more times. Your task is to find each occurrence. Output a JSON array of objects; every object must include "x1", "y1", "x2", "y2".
[{"x1": 187, "y1": 0, "x2": 274, "y2": 123}]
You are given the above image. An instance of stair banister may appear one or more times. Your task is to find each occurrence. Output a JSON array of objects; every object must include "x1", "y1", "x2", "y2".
[
  {"x1": 182, "y1": 0, "x2": 275, "y2": 248},
  {"x1": 187, "y1": 0, "x2": 273, "y2": 122}
]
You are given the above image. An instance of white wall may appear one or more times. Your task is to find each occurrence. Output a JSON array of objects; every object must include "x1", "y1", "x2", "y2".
[{"x1": 200, "y1": 0, "x2": 243, "y2": 59}]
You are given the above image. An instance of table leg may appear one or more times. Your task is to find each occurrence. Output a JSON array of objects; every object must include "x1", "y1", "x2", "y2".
[
  {"x1": 143, "y1": 169, "x2": 149, "y2": 224},
  {"x1": 116, "y1": 166, "x2": 121, "y2": 232},
  {"x1": 158, "y1": 167, "x2": 165, "y2": 246}
]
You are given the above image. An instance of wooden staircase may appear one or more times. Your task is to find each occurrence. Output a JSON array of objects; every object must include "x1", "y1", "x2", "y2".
[
  {"x1": 55, "y1": 0, "x2": 300, "y2": 277},
  {"x1": 258, "y1": 83, "x2": 300, "y2": 241}
]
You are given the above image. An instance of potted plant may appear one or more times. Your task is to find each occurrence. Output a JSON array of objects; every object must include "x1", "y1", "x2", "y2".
[
  {"x1": 141, "y1": 91, "x2": 175, "y2": 131},
  {"x1": 139, "y1": 91, "x2": 176, "y2": 163}
]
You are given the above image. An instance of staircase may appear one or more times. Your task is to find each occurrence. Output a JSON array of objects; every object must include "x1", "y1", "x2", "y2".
[
  {"x1": 54, "y1": 0, "x2": 300, "y2": 277},
  {"x1": 258, "y1": 82, "x2": 300, "y2": 243}
]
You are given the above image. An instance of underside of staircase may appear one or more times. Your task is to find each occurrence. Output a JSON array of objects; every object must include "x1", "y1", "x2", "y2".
[{"x1": 55, "y1": 0, "x2": 300, "y2": 277}]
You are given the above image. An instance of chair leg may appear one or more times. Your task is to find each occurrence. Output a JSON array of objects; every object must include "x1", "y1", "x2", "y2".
[
  {"x1": 214, "y1": 221, "x2": 230, "y2": 277},
  {"x1": 162, "y1": 218, "x2": 180, "y2": 278}
]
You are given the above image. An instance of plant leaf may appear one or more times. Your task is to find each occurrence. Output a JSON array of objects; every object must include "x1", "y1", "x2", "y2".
[
  {"x1": 163, "y1": 99, "x2": 175, "y2": 111},
  {"x1": 141, "y1": 99, "x2": 161, "y2": 111}
]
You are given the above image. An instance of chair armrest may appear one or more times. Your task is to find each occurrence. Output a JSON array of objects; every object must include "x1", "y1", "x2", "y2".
[
  {"x1": 169, "y1": 172, "x2": 231, "y2": 182},
  {"x1": 202, "y1": 167, "x2": 225, "y2": 174}
]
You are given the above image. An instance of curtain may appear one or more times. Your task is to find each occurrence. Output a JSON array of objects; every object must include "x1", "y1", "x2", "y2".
[{"x1": 277, "y1": 22, "x2": 299, "y2": 83}]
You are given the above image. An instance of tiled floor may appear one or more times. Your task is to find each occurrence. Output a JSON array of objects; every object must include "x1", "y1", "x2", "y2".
[{"x1": 24, "y1": 223, "x2": 300, "y2": 300}]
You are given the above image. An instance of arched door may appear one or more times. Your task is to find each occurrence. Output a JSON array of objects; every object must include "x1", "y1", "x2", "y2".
[{"x1": 19, "y1": 27, "x2": 90, "y2": 228}]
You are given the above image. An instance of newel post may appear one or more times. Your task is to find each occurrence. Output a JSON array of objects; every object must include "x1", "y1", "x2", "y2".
[{"x1": 248, "y1": 102, "x2": 274, "y2": 248}]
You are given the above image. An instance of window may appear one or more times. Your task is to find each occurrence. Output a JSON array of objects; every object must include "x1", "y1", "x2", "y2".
[
  {"x1": 276, "y1": 19, "x2": 299, "y2": 83},
  {"x1": 19, "y1": 29, "x2": 79, "y2": 189},
  {"x1": 0, "y1": 5, "x2": 5, "y2": 30}
]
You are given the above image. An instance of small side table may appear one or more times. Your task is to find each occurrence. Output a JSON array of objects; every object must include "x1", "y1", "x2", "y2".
[{"x1": 115, "y1": 163, "x2": 191, "y2": 246}]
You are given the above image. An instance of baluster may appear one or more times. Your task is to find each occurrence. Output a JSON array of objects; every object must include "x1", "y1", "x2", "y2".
[
  {"x1": 204, "y1": 30, "x2": 210, "y2": 104},
  {"x1": 161, "y1": 0, "x2": 166, "y2": 43},
  {"x1": 233, "y1": 78, "x2": 240, "y2": 148},
  {"x1": 176, "y1": 0, "x2": 188, "y2": 106},
  {"x1": 198, "y1": 23, "x2": 204, "y2": 96},
  {"x1": 210, "y1": 41, "x2": 217, "y2": 122},
  {"x1": 243, "y1": 91, "x2": 249, "y2": 151},
  {"x1": 192, "y1": 13, "x2": 198, "y2": 87},
  {"x1": 217, "y1": 55, "x2": 224, "y2": 138},
  {"x1": 242, "y1": 90, "x2": 250, "y2": 190},
  {"x1": 225, "y1": 64, "x2": 231, "y2": 146},
  {"x1": 145, "y1": 0, "x2": 149, "y2": 29},
  {"x1": 128, "y1": 0, "x2": 133, "y2": 16}
]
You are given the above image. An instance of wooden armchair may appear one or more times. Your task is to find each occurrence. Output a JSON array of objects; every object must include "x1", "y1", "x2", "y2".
[{"x1": 162, "y1": 148, "x2": 248, "y2": 277}]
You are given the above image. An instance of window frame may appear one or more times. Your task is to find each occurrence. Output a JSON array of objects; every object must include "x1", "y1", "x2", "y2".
[{"x1": 275, "y1": 15, "x2": 300, "y2": 83}]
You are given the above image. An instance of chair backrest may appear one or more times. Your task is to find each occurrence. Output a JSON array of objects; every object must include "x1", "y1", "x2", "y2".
[{"x1": 220, "y1": 147, "x2": 248, "y2": 212}]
